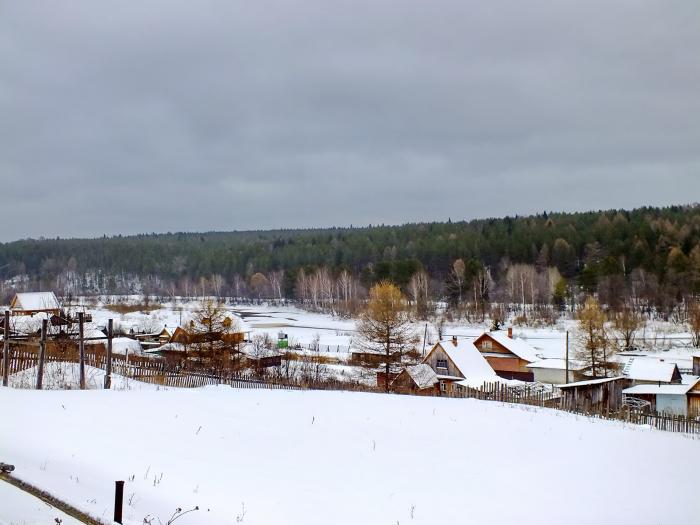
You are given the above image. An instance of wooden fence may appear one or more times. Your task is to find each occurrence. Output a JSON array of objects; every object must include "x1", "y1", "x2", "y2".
[
  {"x1": 449, "y1": 381, "x2": 700, "y2": 434},
  {"x1": 2, "y1": 345, "x2": 699, "y2": 434},
  {"x1": 0, "y1": 345, "x2": 367, "y2": 392}
]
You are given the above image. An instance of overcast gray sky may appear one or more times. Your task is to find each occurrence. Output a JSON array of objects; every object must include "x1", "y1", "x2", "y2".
[{"x1": 1, "y1": 1, "x2": 699, "y2": 242}]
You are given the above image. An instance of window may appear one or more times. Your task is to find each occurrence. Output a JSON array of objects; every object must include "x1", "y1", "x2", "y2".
[
  {"x1": 436, "y1": 359, "x2": 448, "y2": 371},
  {"x1": 440, "y1": 380, "x2": 447, "y2": 392},
  {"x1": 481, "y1": 340, "x2": 492, "y2": 350}
]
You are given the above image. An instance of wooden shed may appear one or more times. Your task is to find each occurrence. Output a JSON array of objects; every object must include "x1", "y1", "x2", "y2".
[
  {"x1": 559, "y1": 377, "x2": 632, "y2": 413},
  {"x1": 392, "y1": 364, "x2": 440, "y2": 395}
]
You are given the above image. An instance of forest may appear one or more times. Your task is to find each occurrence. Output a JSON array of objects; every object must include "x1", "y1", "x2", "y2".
[{"x1": 1, "y1": 204, "x2": 700, "y2": 318}]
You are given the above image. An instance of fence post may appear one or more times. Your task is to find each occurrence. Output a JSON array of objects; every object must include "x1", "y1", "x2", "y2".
[
  {"x1": 114, "y1": 480, "x2": 124, "y2": 524},
  {"x1": 2, "y1": 310, "x2": 9, "y2": 387},
  {"x1": 78, "y1": 312, "x2": 85, "y2": 390},
  {"x1": 36, "y1": 319, "x2": 47, "y2": 390},
  {"x1": 104, "y1": 319, "x2": 113, "y2": 389}
]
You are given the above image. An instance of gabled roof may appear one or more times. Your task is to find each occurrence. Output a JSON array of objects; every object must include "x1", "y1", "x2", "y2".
[
  {"x1": 624, "y1": 358, "x2": 680, "y2": 383},
  {"x1": 477, "y1": 331, "x2": 539, "y2": 363},
  {"x1": 428, "y1": 338, "x2": 497, "y2": 381},
  {"x1": 11, "y1": 292, "x2": 61, "y2": 312},
  {"x1": 404, "y1": 364, "x2": 439, "y2": 389}
]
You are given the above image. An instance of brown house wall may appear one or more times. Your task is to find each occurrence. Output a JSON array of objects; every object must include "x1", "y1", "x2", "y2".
[{"x1": 474, "y1": 335, "x2": 533, "y2": 380}]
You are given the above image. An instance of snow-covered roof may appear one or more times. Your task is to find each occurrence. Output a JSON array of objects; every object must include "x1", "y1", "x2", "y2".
[
  {"x1": 482, "y1": 331, "x2": 539, "y2": 363},
  {"x1": 558, "y1": 376, "x2": 625, "y2": 388},
  {"x1": 624, "y1": 358, "x2": 679, "y2": 383},
  {"x1": 433, "y1": 339, "x2": 497, "y2": 381},
  {"x1": 405, "y1": 364, "x2": 439, "y2": 389},
  {"x1": 526, "y1": 358, "x2": 584, "y2": 371},
  {"x1": 11, "y1": 292, "x2": 61, "y2": 312},
  {"x1": 111, "y1": 337, "x2": 143, "y2": 356},
  {"x1": 146, "y1": 342, "x2": 187, "y2": 354},
  {"x1": 623, "y1": 381, "x2": 699, "y2": 396}
]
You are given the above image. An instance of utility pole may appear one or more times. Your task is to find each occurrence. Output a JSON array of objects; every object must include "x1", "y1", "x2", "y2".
[
  {"x1": 78, "y1": 312, "x2": 85, "y2": 390},
  {"x1": 422, "y1": 323, "x2": 428, "y2": 357},
  {"x1": 2, "y1": 310, "x2": 9, "y2": 387},
  {"x1": 105, "y1": 318, "x2": 113, "y2": 389},
  {"x1": 565, "y1": 330, "x2": 570, "y2": 384}
]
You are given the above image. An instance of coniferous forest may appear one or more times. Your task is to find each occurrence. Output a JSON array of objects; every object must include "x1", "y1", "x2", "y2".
[{"x1": 2, "y1": 204, "x2": 700, "y2": 317}]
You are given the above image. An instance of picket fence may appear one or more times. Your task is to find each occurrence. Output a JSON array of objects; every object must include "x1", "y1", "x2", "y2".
[
  {"x1": 451, "y1": 381, "x2": 700, "y2": 435},
  {"x1": 2, "y1": 346, "x2": 699, "y2": 434}
]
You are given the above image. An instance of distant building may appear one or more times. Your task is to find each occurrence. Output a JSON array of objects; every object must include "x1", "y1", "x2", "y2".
[
  {"x1": 473, "y1": 328, "x2": 538, "y2": 381},
  {"x1": 526, "y1": 358, "x2": 585, "y2": 384},
  {"x1": 10, "y1": 292, "x2": 61, "y2": 316}
]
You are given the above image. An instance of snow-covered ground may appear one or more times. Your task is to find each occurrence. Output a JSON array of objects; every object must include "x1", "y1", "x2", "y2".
[
  {"x1": 0, "y1": 482, "x2": 83, "y2": 525},
  {"x1": 8, "y1": 363, "x2": 162, "y2": 391},
  {"x1": 1, "y1": 385, "x2": 698, "y2": 525}
]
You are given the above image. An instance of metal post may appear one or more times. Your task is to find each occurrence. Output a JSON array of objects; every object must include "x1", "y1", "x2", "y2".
[
  {"x1": 2, "y1": 310, "x2": 9, "y2": 386},
  {"x1": 114, "y1": 480, "x2": 124, "y2": 524},
  {"x1": 105, "y1": 319, "x2": 113, "y2": 389},
  {"x1": 36, "y1": 319, "x2": 47, "y2": 390},
  {"x1": 78, "y1": 312, "x2": 85, "y2": 390}
]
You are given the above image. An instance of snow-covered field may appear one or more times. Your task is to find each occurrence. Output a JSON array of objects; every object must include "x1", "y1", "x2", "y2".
[
  {"x1": 1, "y1": 385, "x2": 698, "y2": 525},
  {"x1": 0, "y1": 482, "x2": 83, "y2": 525}
]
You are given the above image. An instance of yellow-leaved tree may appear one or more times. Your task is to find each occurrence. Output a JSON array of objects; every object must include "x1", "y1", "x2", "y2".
[{"x1": 356, "y1": 282, "x2": 417, "y2": 392}]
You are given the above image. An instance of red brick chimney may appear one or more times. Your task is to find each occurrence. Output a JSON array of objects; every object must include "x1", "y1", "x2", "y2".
[
  {"x1": 452, "y1": 335, "x2": 458, "y2": 346},
  {"x1": 507, "y1": 327, "x2": 513, "y2": 339}
]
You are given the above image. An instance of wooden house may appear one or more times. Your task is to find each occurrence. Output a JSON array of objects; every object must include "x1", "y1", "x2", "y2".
[
  {"x1": 623, "y1": 379, "x2": 700, "y2": 417},
  {"x1": 473, "y1": 329, "x2": 538, "y2": 381},
  {"x1": 392, "y1": 364, "x2": 440, "y2": 395},
  {"x1": 10, "y1": 292, "x2": 61, "y2": 316},
  {"x1": 419, "y1": 336, "x2": 497, "y2": 395},
  {"x1": 559, "y1": 377, "x2": 632, "y2": 413},
  {"x1": 693, "y1": 353, "x2": 700, "y2": 376}
]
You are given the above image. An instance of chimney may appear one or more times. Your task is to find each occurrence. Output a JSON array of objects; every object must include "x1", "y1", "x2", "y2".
[
  {"x1": 507, "y1": 327, "x2": 513, "y2": 339},
  {"x1": 452, "y1": 335, "x2": 458, "y2": 347}
]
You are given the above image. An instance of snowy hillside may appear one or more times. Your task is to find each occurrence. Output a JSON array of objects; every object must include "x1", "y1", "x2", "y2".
[{"x1": 0, "y1": 386, "x2": 697, "y2": 525}]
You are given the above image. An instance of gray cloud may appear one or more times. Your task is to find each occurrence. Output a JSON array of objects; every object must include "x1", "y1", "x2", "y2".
[{"x1": 1, "y1": 0, "x2": 699, "y2": 241}]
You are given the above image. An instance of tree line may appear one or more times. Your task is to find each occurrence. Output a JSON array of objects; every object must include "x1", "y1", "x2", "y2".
[{"x1": 2, "y1": 204, "x2": 700, "y2": 318}]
